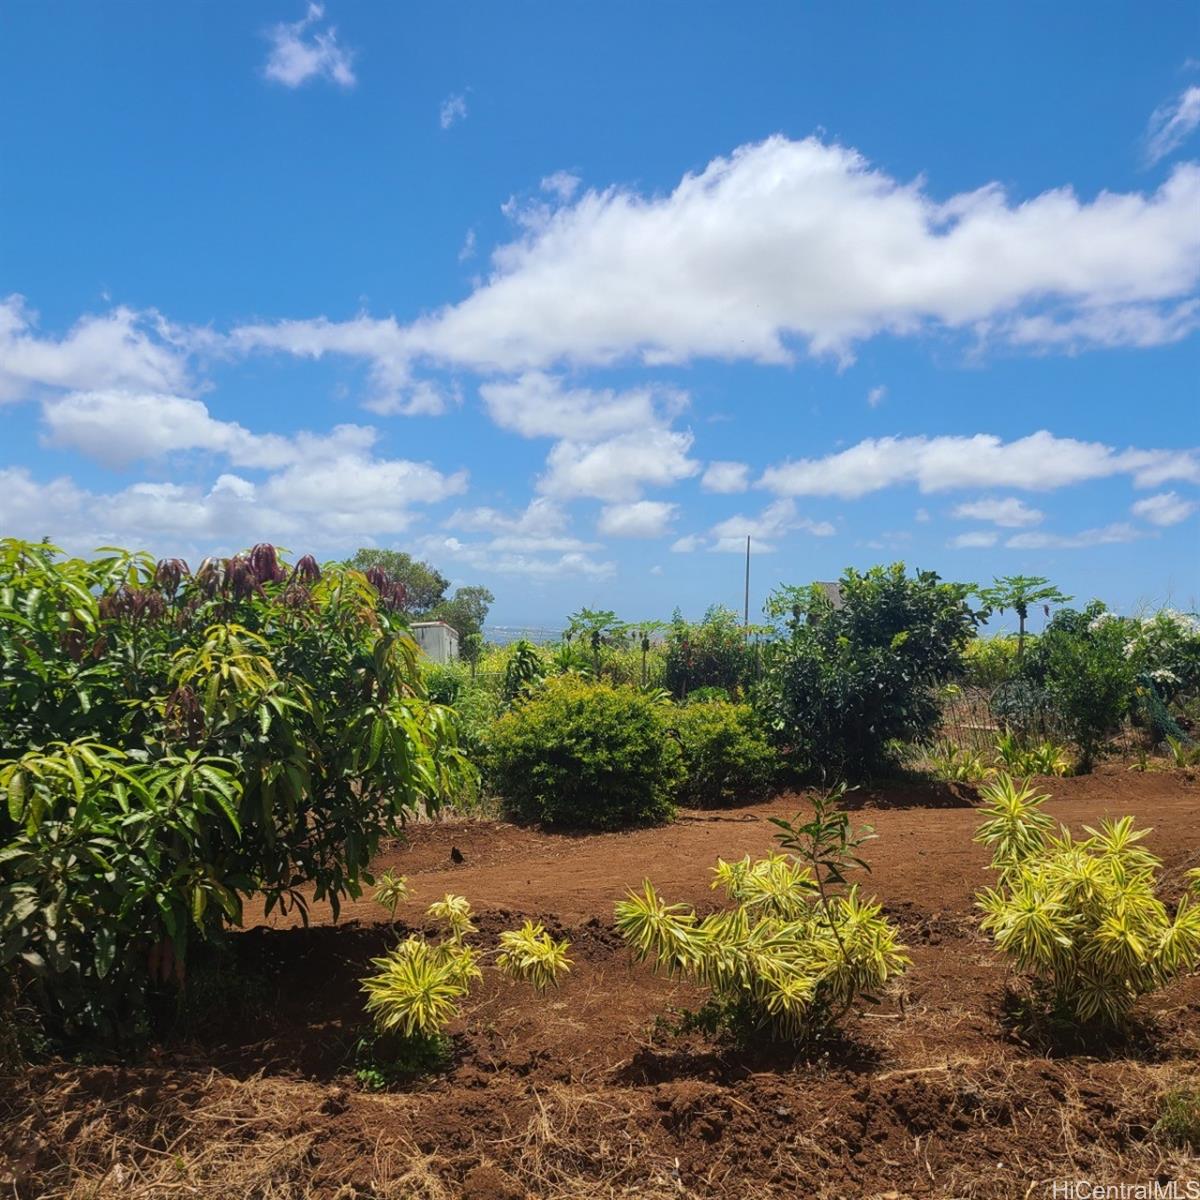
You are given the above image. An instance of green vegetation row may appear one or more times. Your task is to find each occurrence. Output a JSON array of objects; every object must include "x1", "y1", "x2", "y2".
[{"x1": 2, "y1": 542, "x2": 1198, "y2": 1049}]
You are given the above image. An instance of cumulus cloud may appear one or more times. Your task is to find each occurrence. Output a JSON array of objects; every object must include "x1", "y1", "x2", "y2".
[
  {"x1": 439, "y1": 93, "x2": 468, "y2": 130},
  {"x1": 218, "y1": 135, "x2": 1200, "y2": 410},
  {"x1": 949, "y1": 530, "x2": 999, "y2": 549},
  {"x1": 701, "y1": 461, "x2": 750, "y2": 493},
  {"x1": 1143, "y1": 85, "x2": 1200, "y2": 166},
  {"x1": 671, "y1": 535, "x2": 703, "y2": 553},
  {"x1": 867, "y1": 385, "x2": 887, "y2": 408},
  {"x1": 0, "y1": 295, "x2": 190, "y2": 403},
  {"x1": 233, "y1": 136, "x2": 1200, "y2": 384},
  {"x1": 760, "y1": 431, "x2": 1200, "y2": 499},
  {"x1": 416, "y1": 534, "x2": 614, "y2": 580},
  {"x1": 226, "y1": 314, "x2": 447, "y2": 415},
  {"x1": 706, "y1": 498, "x2": 834, "y2": 553},
  {"x1": 596, "y1": 500, "x2": 678, "y2": 538},
  {"x1": 540, "y1": 171, "x2": 581, "y2": 201},
  {"x1": 538, "y1": 428, "x2": 700, "y2": 501},
  {"x1": 479, "y1": 372, "x2": 685, "y2": 441},
  {"x1": 0, "y1": 451, "x2": 463, "y2": 554},
  {"x1": 263, "y1": 3, "x2": 356, "y2": 89},
  {"x1": 1005, "y1": 523, "x2": 1145, "y2": 550},
  {"x1": 1131, "y1": 490, "x2": 1197, "y2": 526},
  {"x1": 951, "y1": 496, "x2": 1044, "y2": 527}
]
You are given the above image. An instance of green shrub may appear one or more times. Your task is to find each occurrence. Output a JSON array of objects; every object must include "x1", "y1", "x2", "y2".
[
  {"x1": 1029, "y1": 608, "x2": 1137, "y2": 769},
  {"x1": 489, "y1": 676, "x2": 683, "y2": 828},
  {"x1": 975, "y1": 774, "x2": 1200, "y2": 1026},
  {"x1": 422, "y1": 660, "x2": 470, "y2": 705},
  {"x1": 962, "y1": 636, "x2": 1024, "y2": 687},
  {"x1": 501, "y1": 639, "x2": 547, "y2": 703},
  {"x1": 615, "y1": 786, "x2": 908, "y2": 1041},
  {"x1": 673, "y1": 700, "x2": 775, "y2": 807},
  {"x1": 757, "y1": 565, "x2": 982, "y2": 779},
  {"x1": 664, "y1": 606, "x2": 755, "y2": 699}
]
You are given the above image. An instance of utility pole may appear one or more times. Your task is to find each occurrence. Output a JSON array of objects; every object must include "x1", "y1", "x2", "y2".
[{"x1": 743, "y1": 535, "x2": 751, "y2": 636}]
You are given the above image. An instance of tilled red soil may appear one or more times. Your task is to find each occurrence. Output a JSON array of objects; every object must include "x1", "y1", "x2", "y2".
[{"x1": 4, "y1": 767, "x2": 1200, "y2": 1199}]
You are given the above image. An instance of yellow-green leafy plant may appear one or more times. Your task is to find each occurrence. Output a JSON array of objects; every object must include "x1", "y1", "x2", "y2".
[
  {"x1": 496, "y1": 921, "x2": 573, "y2": 990},
  {"x1": 373, "y1": 871, "x2": 410, "y2": 921},
  {"x1": 1165, "y1": 735, "x2": 1199, "y2": 769},
  {"x1": 993, "y1": 731, "x2": 1073, "y2": 777},
  {"x1": 975, "y1": 773, "x2": 1200, "y2": 1025},
  {"x1": 614, "y1": 785, "x2": 908, "y2": 1041},
  {"x1": 359, "y1": 893, "x2": 571, "y2": 1082},
  {"x1": 928, "y1": 741, "x2": 992, "y2": 783}
]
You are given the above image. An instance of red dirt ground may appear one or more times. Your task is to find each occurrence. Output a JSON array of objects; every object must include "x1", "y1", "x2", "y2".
[{"x1": 4, "y1": 767, "x2": 1200, "y2": 1199}]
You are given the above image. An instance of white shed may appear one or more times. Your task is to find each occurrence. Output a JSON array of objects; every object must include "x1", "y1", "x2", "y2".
[{"x1": 411, "y1": 621, "x2": 460, "y2": 663}]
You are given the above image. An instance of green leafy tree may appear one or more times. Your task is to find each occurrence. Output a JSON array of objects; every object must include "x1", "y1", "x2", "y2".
[
  {"x1": 757, "y1": 565, "x2": 982, "y2": 779},
  {"x1": 0, "y1": 539, "x2": 472, "y2": 1040},
  {"x1": 429, "y1": 584, "x2": 494, "y2": 641},
  {"x1": 345, "y1": 549, "x2": 450, "y2": 613},
  {"x1": 979, "y1": 576, "x2": 1072, "y2": 658},
  {"x1": 564, "y1": 608, "x2": 629, "y2": 675}
]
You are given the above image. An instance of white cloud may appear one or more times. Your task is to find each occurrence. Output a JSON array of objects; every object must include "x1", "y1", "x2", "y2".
[
  {"x1": 541, "y1": 171, "x2": 581, "y2": 202},
  {"x1": 597, "y1": 500, "x2": 677, "y2": 538},
  {"x1": 439, "y1": 93, "x2": 468, "y2": 130},
  {"x1": 0, "y1": 295, "x2": 190, "y2": 403},
  {"x1": 760, "y1": 431, "x2": 1200, "y2": 499},
  {"x1": 867, "y1": 385, "x2": 887, "y2": 408},
  {"x1": 701, "y1": 460, "x2": 750, "y2": 493},
  {"x1": 915, "y1": 507, "x2": 931, "y2": 523},
  {"x1": 37, "y1": 388, "x2": 393, "y2": 475},
  {"x1": 458, "y1": 228, "x2": 477, "y2": 262},
  {"x1": 226, "y1": 314, "x2": 446, "y2": 416},
  {"x1": 951, "y1": 496, "x2": 1044, "y2": 527},
  {"x1": 448, "y1": 496, "x2": 568, "y2": 537},
  {"x1": 263, "y1": 3, "x2": 356, "y2": 89},
  {"x1": 949, "y1": 531, "x2": 999, "y2": 549},
  {"x1": 0, "y1": 441, "x2": 466, "y2": 556},
  {"x1": 707, "y1": 498, "x2": 835, "y2": 553},
  {"x1": 671, "y1": 535, "x2": 703, "y2": 553},
  {"x1": 538, "y1": 428, "x2": 699, "y2": 501},
  {"x1": 417, "y1": 534, "x2": 614, "y2": 580},
  {"x1": 478, "y1": 371, "x2": 685, "y2": 441},
  {"x1": 398, "y1": 137, "x2": 1200, "y2": 371},
  {"x1": 223, "y1": 136, "x2": 1200, "y2": 387},
  {"x1": 1005, "y1": 523, "x2": 1145, "y2": 550},
  {"x1": 1132, "y1": 490, "x2": 1197, "y2": 527},
  {"x1": 1144, "y1": 85, "x2": 1200, "y2": 166}
]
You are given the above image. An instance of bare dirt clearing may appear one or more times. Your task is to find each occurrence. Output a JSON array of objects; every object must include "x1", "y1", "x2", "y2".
[{"x1": 4, "y1": 768, "x2": 1200, "y2": 1199}]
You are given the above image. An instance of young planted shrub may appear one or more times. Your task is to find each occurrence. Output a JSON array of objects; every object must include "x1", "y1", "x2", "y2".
[
  {"x1": 359, "y1": 893, "x2": 570, "y2": 1082},
  {"x1": 975, "y1": 773, "x2": 1200, "y2": 1026},
  {"x1": 489, "y1": 675, "x2": 683, "y2": 828},
  {"x1": 927, "y1": 742, "x2": 993, "y2": 783},
  {"x1": 993, "y1": 731, "x2": 1073, "y2": 777},
  {"x1": 614, "y1": 786, "x2": 908, "y2": 1041},
  {"x1": 672, "y1": 700, "x2": 775, "y2": 807},
  {"x1": 757, "y1": 565, "x2": 982, "y2": 779}
]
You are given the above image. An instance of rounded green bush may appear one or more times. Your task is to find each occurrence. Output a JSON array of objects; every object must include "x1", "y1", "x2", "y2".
[
  {"x1": 673, "y1": 700, "x2": 776, "y2": 807},
  {"x1": 489, "y1": 676, "x2": 682, "y2": 829}
]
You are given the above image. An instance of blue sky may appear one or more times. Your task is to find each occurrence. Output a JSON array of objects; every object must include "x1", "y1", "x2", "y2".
[{"x1": 1, "y1": 2, "x2": 1198, "y2": 627}]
